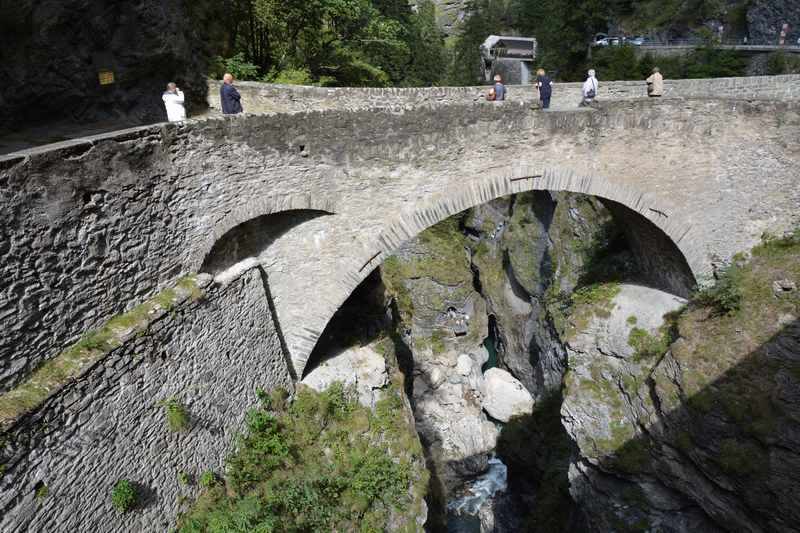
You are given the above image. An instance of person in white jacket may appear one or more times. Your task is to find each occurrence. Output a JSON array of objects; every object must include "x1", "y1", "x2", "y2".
[
  {"x1": 580, "y1": 69, "x2": 599, "y2": 107},
  {"x1": 162, "y1": 82, "x2": 186, "y2": 122}
]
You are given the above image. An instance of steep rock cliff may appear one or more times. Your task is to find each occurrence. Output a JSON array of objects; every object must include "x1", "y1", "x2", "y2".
[
  {"x1": 0, "y1": 0, "x2": 214, "y2": 130},
  {"x1": 562, "y1": 231, "x2": 800, "y2": 532}
]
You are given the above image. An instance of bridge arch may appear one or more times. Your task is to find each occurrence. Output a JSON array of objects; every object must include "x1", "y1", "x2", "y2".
[
  {"x1": 289, "y1": 165, "x2": 702, "y2": 377},
  {"x1": 193, "y1": 193, "x2": 338, "y2": 273}
]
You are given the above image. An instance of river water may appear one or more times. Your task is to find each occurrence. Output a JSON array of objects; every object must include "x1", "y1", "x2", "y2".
[{"x1": 446, "y1": 455, "x2": 508, "y2": 532}]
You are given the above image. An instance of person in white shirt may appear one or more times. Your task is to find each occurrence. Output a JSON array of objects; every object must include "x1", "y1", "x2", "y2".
[
  {"x1": 162, "y1": 82, "x2": 186, "y2": 122},
  {"x1": 580, "y1": 69, "x2": 599, "y2": 107}
]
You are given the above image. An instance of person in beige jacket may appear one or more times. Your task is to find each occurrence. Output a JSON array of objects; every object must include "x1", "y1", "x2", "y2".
[{"x1": 646, "y1": 67, "x2": 664, "y2": 97}]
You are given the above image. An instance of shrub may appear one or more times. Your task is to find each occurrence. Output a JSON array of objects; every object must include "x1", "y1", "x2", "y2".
[
  {"x1": 209, "y1": 53, "x2": 260, "y2": 80},
  {"x1": 35, "y1": 483, "x2": 48, "y2": 501},
  {"x1": 159, "y1": 398, "x2": 189, "y2": 432},
  {"x1": 177, "y1": 471, "x2": 191, "y2": 486},
  {"x1": 198, "y1": 471, "x2": 217, "y2": 489},
  {"x1": 266, "y1": 68, "x2": 314, "y2": 85},
  {"x1": 693, "y1": 265, "x2": 743, "y2": 315},
  {"x1": 178, "y1": 384, "x2": 424, "y2": 532},
  {"x1": 111, "y1": 479, "x2": 137, "y2": 513}
]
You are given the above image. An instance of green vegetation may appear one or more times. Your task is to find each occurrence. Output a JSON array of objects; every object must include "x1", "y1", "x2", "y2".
[
  {"x1": 111, "y1": 479, "x2": 138, "y2": 513},
  {"x1": 561, "y1": 282, "x2": 621, "y2": 340},
  {"x1": 159, "y1": 397, "x2": 190, "y2": 432},
  {"x1": 381, "y1": 217, "x2": 473, "y2": 321},
  {"x1": 178, "y1": 382, "x2": 426, "y2": 532},
  {"x1": 198, "y1": 471, "x2": 218, "y2": 489},
  {"x1": 449, "y1": 0, "x2": 751, "y2": 83},
  {"x1": 669, "y1": 229, "x2": 799, "y2": 478},
  {"x1": 0, "y1": 276, "x2": 203, "y2": 428},
  {"x1": 627, "y1": 312, "x2": 679, "y2": 363},
  {"x1": 209, "y1": 0, "x2": 446, "y2": 87},
  {"x1": 766, "y1": 51, "x2": 800, "y2": 75},
  {"x1": 692, "y1": 264, "x2": 744, "y2": 315},
  {"x1": 35, "y1": 483, "x2": 49, "y2": 501},
  {"x1": 592, "y1": 44, "x2": 747, "y2": 81},
  {"x1": 717, "y1": 439, "x2": 760, "y2": 476},
  {"x1": 178, "y1": 471, "x2": 191, "y2": 486}
]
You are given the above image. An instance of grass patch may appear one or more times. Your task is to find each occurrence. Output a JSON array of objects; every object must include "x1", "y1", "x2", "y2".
[
  {"x1": 159, "y1": 397, "x2": 190, "y2": 432},
  {"x1": 198, "y1": 471, "x2": 218, "y2": 489},
  {"x1": 177, "y1": 471, "x2": 191, "y2": 486},
  {"x1": 562, "y1": 282, "x2": 621, "y2": 340},
  {"x1": 177, "y1": 383, "x2": 426, "y2": 532},
  {"x1": 627, "y1": 314, "x2": 678, "y2": 364},
  {"x1": 35, "y1": 483, "x2": 49, "y2": 501},
  {"x1": 111, "y1": 479, "x2": 138, "y2": 513},
  {"x1": 0, "y1": 275, "x2": 204, "y2": 428}
]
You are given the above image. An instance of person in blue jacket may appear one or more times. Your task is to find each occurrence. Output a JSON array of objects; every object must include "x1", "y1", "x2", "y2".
[
  {"x1": 220, "y1": 73, "x2": 243, "y2": 115},
  {"x1": 536, "y1": 68, "x2": 553, "y2": 109}
]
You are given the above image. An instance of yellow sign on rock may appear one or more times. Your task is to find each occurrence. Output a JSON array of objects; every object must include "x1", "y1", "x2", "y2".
[{"x1": 98, "y1": 70, "x2": 115, "y2": 85}]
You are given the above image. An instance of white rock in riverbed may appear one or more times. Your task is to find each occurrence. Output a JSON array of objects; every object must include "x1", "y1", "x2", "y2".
[
  {"x1": 481, "y1": 368, "x2": 534, "y2": 422},
  {"x1": 300, "y1": 345, "x2": 388, "y2": 408}
]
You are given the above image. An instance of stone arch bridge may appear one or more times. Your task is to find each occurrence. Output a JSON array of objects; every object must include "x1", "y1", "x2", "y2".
[{"x1": 0, "y1": 75, "x2": 799, "y2": 531}]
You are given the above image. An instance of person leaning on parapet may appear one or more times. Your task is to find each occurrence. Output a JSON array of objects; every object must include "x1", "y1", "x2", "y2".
[
  {"x1": 580, "y1": 69, "x2": 598, "y2": 107},
  {"x1": 535, "y1": 68, "x2": 553, "y2": 109},
  {"x1": 220, "y1": 73, "x2": 243, "y2": 115},
  {"x1": 162, "y1": 82, "x2": 186, "y2": 122},
  {"x1": 646, "y1": 67, "x2": 663, "y2": 98},
  {"x1": 493, "y1": 74, "x2": 506, "y2": 101}
]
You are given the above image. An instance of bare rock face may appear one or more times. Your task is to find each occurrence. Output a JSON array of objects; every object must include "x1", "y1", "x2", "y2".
[
  {"x1": 300, "y1": 344, "x2": 389, "y2": 408},
  {"x1": 482, "y1": 368, "x2": 534, "y2": 422},
  {"x1": 466, "y1": 192, "x2": 621, "y2": 399},
  {"x1": 414, "y1": 0, "x2": 469, "y2": 35},
  {"x1": 0, "y1": 0, "x2": 213, "y2": 130},
  {"x1": 561, "y1": 273, "x2": 800, "y2": 532}
]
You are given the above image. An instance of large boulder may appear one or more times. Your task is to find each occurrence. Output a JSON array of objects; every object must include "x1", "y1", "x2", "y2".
[
  {"x1": 413, "y1": 347, "x2": 499, "y2": 482},
  {"x1": 301, "y1": 345, "x2": 388, "y2": 408},
  {"x1": 481, "y1": 368, "x2": 534, "y2": 422}
]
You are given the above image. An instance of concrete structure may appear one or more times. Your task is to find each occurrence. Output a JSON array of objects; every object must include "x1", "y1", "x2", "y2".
[
  {"x1": 0, "y1": 75, "x2": 799, "y2": 531},
  {"x1": 480, "y1": 35, "x2": 537, "y2": 84}
]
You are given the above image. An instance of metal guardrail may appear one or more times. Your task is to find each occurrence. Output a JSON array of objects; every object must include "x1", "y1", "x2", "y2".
[{"x1": 597, "y1": 38, "x2": 800, "y2": 49}]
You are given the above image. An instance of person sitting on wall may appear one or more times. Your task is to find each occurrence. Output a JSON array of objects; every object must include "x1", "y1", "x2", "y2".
[
  {"x1": 535, "y1": 68, "x2": 553, "y2": 109},
  {"x1": 220, "y1": 73, "x2": 243, "y2": 115},
  {"x1": 646, "y1": 67, "x2": 664, "y2": 98},
  {"x1": 493, "y1": 74, "x2": 506, "y2": 101},
  {"x1": 162, "y1": 82, "x2": 186, "y2": 122}
]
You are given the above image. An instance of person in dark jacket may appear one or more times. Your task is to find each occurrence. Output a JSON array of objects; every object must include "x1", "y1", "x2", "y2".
[
  {"x1": 220, "y1": 73, "x2": 243, "y2": 115},
  {"x1": 535, "y1": 68, "x2": 553, "y2": 109}
]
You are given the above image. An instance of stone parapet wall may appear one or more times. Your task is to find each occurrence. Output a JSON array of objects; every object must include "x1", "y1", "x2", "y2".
[
  {"x1": 207, "y1": 74, "x2": 800, "y2": 114},
  {"x1": 0, "y1": 268, "x2": 292, "y2": 532}
]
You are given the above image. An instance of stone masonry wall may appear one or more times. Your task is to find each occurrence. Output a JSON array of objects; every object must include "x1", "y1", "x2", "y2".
[
  {"x1": 1, "y1": 86, "x2": 798, "y2": 392},
  {"x1": 207, "y1": 74, "x2": 800, "y2": 114},
  {"x1": 0, "y1": 267, "x2": 292, "y2": 532}
]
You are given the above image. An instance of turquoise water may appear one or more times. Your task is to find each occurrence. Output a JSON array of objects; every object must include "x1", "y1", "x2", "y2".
[
  {"x1": 482, "y1": 335, "x2": 498, "y2": 372},
  {"x1": 481, "y1": 316, "x2": 499, "y2": 372}
]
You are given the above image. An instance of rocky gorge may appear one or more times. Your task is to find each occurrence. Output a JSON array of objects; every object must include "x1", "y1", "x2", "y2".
[{"x1": 300, "y1": 189, "x2": 800, "y2": 532}]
